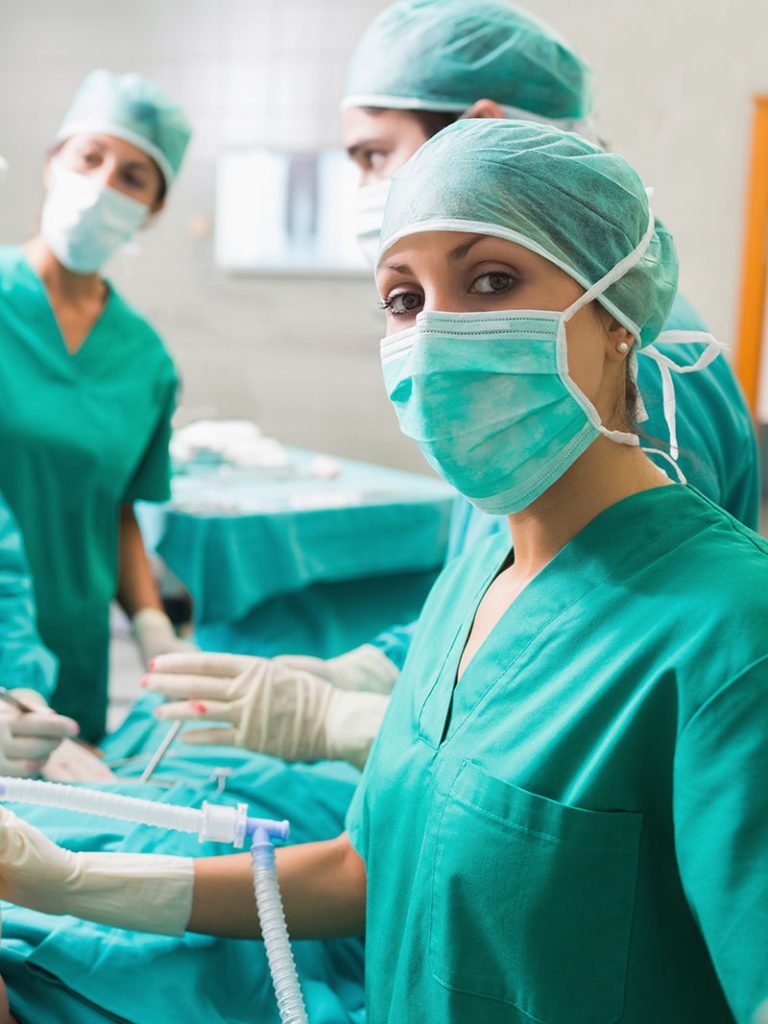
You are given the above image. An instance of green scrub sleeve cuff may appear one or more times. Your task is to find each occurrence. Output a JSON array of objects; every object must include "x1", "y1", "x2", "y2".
[
  {"x1": 121, "y1": 384, "x2": 175, "y2": 504},
  {"x1": 370, "y1": 621, "x2": 416, "y2": 672},
  {"x1": 0, "y1": 495, "x2": 58, "y2": 701},
  {"x1": 344, "y1": 779, "x2": 368, "y2": 860}
]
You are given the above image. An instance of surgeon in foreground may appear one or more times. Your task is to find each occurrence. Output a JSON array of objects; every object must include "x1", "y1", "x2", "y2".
[
  {"x1": 144, "y1": 0, "x2": 760, "y2": 771},
  {"x1": 1, "y1": 120, "x2": 767, "y2": 1024}
]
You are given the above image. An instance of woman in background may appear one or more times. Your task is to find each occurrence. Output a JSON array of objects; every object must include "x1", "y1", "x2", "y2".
[{"x1": 0, "y1": 70, "x2": 194, "y2": 742}]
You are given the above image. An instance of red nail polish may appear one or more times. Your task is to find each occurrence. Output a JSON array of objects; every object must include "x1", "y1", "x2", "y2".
[
  {"x1": 140, "y1": 676, "x2": 149, "y2": 687},
  {"x1": 148, "y1": 659, "x2": 156, "y2": 670},
  {"x1": 191, "y1": 701, "x2": 207, "y2": 715}
]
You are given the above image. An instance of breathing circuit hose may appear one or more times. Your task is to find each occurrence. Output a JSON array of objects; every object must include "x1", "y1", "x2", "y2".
[
  {"x1": 252, "y1": 827, "x2": 309, "y2": 1024},
  {"x1": 0, "y1": 776, "x2": 307, "y2": 1024}
]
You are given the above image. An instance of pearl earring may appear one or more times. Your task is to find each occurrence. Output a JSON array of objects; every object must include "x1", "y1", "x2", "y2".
[{"x1": 617, "y1": 342, "x2": 629, "y2": 355}]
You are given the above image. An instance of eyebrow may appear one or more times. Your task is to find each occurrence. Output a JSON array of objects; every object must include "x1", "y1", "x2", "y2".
[
  {"x1": 380, "y1": 233, "x2": 491, "y2": 274},
  {"x1": 447, "y1": 234, "x2": 489, "y2": 261},
  {"x1": 77, "y1": 138, "x2": 152, "y2": 173},
  {"x1": 346, "y1": 138, "x2": 385, "y2": 159}
]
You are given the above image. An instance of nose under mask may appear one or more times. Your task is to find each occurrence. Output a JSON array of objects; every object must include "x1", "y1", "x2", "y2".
[
  {"x1": 41, "y1": 163, "x2": 149, "y2": 274},
  {"x1": 352, "y1": 179, "x2": 391, "y2": 267}
]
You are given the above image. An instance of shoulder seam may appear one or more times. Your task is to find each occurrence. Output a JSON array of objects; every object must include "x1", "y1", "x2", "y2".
[{"x1": 679, "y1": 651, "x2": 768, "y2": 739}]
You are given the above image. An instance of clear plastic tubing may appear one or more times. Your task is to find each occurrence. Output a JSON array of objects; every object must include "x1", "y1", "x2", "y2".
[
  {"x1": 0, "y1": 776, "x2": 288, "y2": 847},
  {"x1": 252, "y1": 827, "x2": 309, "y2": 1024},
  {"x1": 0, "y1": 777, "x2": 306, "y2": 1023}
]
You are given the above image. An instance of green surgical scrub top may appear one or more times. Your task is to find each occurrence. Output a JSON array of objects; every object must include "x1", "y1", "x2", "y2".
[
  {"x1": 0, "y1": 490, "x2": 56, "y2": 698},
  {"x1": 347, "y1": 485, "x2": 768, "y2": 1024},
  {"x1": 0, "y1": 246, "x2": 177, "y2": 741}
]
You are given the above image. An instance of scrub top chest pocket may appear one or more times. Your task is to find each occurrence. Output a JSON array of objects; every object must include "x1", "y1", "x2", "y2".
[{"x1": 429, "y1": 761, "x2": 642, "y2": 1024}]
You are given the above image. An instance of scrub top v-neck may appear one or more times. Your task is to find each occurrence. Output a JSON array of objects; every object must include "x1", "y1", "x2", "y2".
[
  {"x1": 347, "y1": 484, "x2": 768, "y2": 1024},
  {"x1": 0, "y1": 245, "x2": 177, "y2": 741}
]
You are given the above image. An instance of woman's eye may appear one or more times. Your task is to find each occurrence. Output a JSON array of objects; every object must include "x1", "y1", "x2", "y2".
[
  {"x1": 383, "y1": 291, "x2": 422, "y2": 316},
  {"x1": 367, "y1": 150, "x2": 387, "y2": 172},
  {"x1": 471, "y1": 271, "x2": 518, "y2": 294},
  {"x1": 123, "y1": 173, "x2": 147, "y2": 191}
]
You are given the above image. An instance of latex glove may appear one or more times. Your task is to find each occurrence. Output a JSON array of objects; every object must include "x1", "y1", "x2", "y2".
[
  {"x1": 0, "y1": 690, "x2": 79, "y2": 777},
  {"x1": 276, "y1": 644, "x2": 399, "y2": 695},
  {"x1": 131, "y1": 607, "x2": 197, "y2": 669},
  {"x1": 146, "y1": 653, "x2": 390, "y2": 770},
  {"x1": 42, "y1": 738, "x2": 117, "y2": 783},
  {"x1": 0, "y1": 805, "x2": 193, "y2": 934}
]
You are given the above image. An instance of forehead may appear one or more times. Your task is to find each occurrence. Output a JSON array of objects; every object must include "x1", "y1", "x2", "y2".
[
  {"x1": 60, "y1": 132, "x2": 155, "y2": 169},
  {"x1": 378, "y1": 231, "x2": 558, "y2": 273}
]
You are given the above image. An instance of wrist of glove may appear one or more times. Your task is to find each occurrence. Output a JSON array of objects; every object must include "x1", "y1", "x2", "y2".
[
  {"x1": 0, "y1": 807, "x2": 193, "y2": 934},
  {"x1": 146, "y1": 653, "x2": 390, "y2": 768},
  {"x1": 131, "y1": 608, "x2": 197, "y2": 669},
  {"x1": 0, "y1": 691, "x2": 79, "y2": 778},
  {"x1": 276, "y1": 644, "x2": 399, "y2": 694},
  {"x1": 323, "y1": 688, "x2": 390, "y2": 769}
]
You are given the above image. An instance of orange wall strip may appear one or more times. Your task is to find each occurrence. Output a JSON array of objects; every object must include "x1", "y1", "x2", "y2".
[{"x1": 736, "y1": 95, "x2": 768, "y2": 413}]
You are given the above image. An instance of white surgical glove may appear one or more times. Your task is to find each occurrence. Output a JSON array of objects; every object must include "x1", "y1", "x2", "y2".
[
  {"x1": 0, "y1": 805, "x2": 193, "y2": 934},
  {"x1": 131, "y1": 607, "x2": 197, "y2": 669},
  {"x1": 0, "y1": 690, "x2": 79, "y2": 778},
  {"x1": 276, "y1": 644, "x2": 399, "y2": 694},
  {"x1": 146, "y1": 653, "x2": 389, "y2": 770},
  {"x1": 42, "y1": 738, "x2": 117, "y2": 783}
]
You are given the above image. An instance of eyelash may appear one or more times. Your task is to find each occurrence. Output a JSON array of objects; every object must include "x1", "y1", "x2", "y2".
[
  {"x1": 378, "y1": 294, "x2": 420, "y2": 317},
  {"x1": 379, "y1": 270, "x2": 520, "y2": 316},
  {"x1": 471, "y1": 271, "x2": 519, "y2": 294}
]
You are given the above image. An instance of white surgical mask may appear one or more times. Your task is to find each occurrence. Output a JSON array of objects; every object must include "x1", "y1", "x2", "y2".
[
  {"x1": 353, "y1": 179, "x2": 391, "y2": 267},
  {"x1": 41, "y1": 164, "x2": 148, "y2": 274}
]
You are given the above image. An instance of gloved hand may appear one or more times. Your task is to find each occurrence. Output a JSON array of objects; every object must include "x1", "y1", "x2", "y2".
[
  {"x1": 42, "y1": 738, "x2": 117, "y2": 783},
  {"x1": 0, "y1": 690, "x2": 79, "y2": 778},
  {"x1": 276, "y1": 644, "x2": 399, "y2": 694},
  {"x1": 0, "y1": 806, "x2": 193, "y2": 934},
  {"x1": 145, "y1": 653, "x2": 390, "y2": 770},
  {"x1": 131, "y1": 607, "x2": 197, "y2": 669}
]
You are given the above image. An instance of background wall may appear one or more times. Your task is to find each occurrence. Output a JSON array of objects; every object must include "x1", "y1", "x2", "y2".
[{"x1": 1, "y1": 0, "x2": 766, "y2": 471}]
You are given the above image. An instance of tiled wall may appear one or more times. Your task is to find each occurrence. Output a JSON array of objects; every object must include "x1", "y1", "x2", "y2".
[{"x1": 1, "y1": 0, "x2": 765, "y2": 471}]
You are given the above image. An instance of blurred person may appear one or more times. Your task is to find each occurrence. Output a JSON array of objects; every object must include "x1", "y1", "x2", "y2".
[{"x1": 0, "y1": 71, "x2": 195, "y2": 743}]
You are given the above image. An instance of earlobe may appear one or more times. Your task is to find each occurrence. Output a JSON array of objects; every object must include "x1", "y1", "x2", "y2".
[
  {"x1": 605, "y1": 318, "x2": 635, "y2": 361},
  {"x1": 462, "y1": 98, "x2": 505, "y2": 121},
  {"x1": 144, "y1": 199, "x2": 165, "y2": 226}
]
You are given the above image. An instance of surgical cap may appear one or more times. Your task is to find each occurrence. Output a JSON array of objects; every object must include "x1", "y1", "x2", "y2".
[
  {"x1": 56, "y1": 70, "x2": 192, "y2": 188},
  {"x1": 342, "y1": 0, "x2": 592, "y2": 129},
  {"x1": 379, "y1": 119, "x2": 678, "y2": 347}
]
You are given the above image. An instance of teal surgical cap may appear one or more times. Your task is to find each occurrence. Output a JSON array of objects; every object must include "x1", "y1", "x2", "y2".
[
  {"x1": 379, "y1": 119, "x2": 678, "y2": 348},
  {"x1": 56, "y1": 70, "x2": 192, "y2": 188},
  {"x1": 343, "y1": 0, "x2": 592, "y2": 130}
]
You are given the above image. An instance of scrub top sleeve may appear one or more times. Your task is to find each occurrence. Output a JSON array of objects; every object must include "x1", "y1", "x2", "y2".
[
  {"x1": 370, "y1": 620, "x2": 417, "y2": 671},
  {"x1": 344, "y1": 761, "x2": 375, "y2": 860},
  {"x1": 726, "y1": 433, "x2": 760, "y2": 532},
  {"x1": 122, "y1": 377, "x2": 177, "y2": 504},
  {"x1": 0, "y1": 495, "x2": 57, "y2": 700},
  {"x1": 674, "y1": 656, "x2": 768, "y2": 1023}
]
